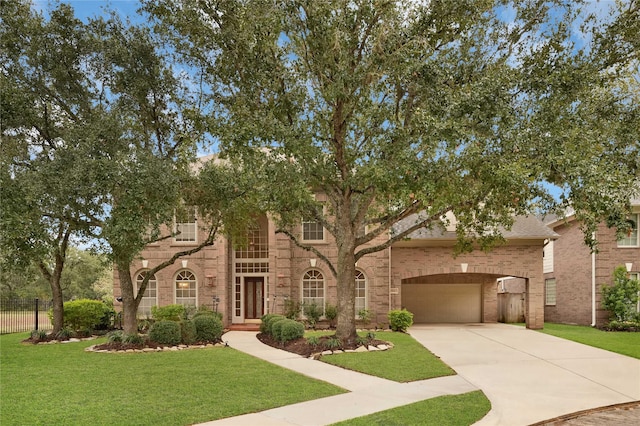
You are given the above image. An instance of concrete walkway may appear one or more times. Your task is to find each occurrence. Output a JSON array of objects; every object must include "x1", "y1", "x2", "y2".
[
  {"x1": 198, "y1": 324, "x2": 640, "y2": 426},
  {"x1": 409, "y1": 324, "x2": 640, "y2": 425},
  {"x1": 197, "y1": 331, "x2": 477, "y2": 425}
]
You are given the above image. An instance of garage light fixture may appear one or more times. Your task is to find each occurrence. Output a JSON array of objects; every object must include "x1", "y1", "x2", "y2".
[{"x1": 461, "y1": 263, "x2": 468, "y2": 273}]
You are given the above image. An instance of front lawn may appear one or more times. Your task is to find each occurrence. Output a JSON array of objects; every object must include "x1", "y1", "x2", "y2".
[
  {"x1": 0, "y1": 333, "x2": 345, "y2": 426},
  {"x1": 319, "y1": 331, "x2": 455, "y2": 382},
  {"x1": 331, "y1": 390, "x2": 491, "y2": 426},
  {"x1": 539, "y1": 323, "x2": 640, "y2": 359}
]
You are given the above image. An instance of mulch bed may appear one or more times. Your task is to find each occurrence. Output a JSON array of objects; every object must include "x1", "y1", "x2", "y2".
[{"x1": 256, "y1": 332, "x2": 388, "y2": 358}]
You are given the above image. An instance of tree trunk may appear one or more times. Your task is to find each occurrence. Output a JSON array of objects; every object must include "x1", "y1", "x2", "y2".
[
  {"x1": 49, "y1": 276, "x2": 64, "y2": 334},
  {"x1": 334, "y1": 204, "x2": 358, "y2": 344},
  {"x1": 117, "y1": 260, "x2": 139, "y2": 335},
  {"x1": 335, "y1": 244, "x2": 358, "y2": 344}
]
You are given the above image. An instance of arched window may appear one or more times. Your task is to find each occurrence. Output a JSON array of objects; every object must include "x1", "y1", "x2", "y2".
[
  {"x1": 175, "y1": 270, "x2": 197, "y2": 307},
  {"x1": 355, "y1": 270, "x2": 367, "y2": 314},
  {"x1": 136, "y1": 271, "x2": 157, "y2": 317},
  {"x1": 302, "y1": 269, "x2": 325, "y2": 315}
]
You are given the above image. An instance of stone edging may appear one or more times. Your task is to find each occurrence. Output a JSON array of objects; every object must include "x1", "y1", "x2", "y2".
[
  {"x1": 309, "y1": 342, "x2": 394, "y2": 359},
  {"x1": 84, "y1": 342, "x2": 226, "y2": 353}
]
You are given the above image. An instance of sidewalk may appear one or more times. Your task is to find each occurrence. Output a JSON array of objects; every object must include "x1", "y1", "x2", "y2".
[{"x1": 196, "y1": 331, "x2": 478, "y2": 426}]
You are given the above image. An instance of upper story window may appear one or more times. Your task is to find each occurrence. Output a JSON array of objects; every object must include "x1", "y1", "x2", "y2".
[
  {"x1": 302, "y1": 218, "x2": 324, "y2": 242},
  {"x1": 618, "y1": 214, "x2": 639, "y2": 247},
  {"x1": 175, "y1": 206, "x2": 197, "y2": 243}
]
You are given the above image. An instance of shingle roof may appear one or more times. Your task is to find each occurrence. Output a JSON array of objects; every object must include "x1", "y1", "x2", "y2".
[{"x1": 392, "y1": 214, "x2": 558, "y2": 241}]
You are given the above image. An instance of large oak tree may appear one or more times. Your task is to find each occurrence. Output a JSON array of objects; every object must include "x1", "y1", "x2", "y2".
[
  {"x1": 1, "y1": 1, "x2": 260, "y2": 335},
  {"x1": 147, "y1": 0, "x2": 639, "y2": 343}
]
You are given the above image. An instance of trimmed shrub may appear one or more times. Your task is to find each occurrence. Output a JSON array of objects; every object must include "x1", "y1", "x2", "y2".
[
  {"x1": 193, "y1": 315, "x2": 223, "y2": 343},
  {"x1": 388, "y1": 309, "x2": 414, "y2": 332},
  {"x1": 151, "y1": 304, "x2": 185, "y2": 322},
  {"x1": 279, "y1": 319, "x2": 305, "y2": 343},
  {"x1": 149, "y1": 320, "x2": 181, "y2": 346},
  {"x1": 193, "y1": 310, "x2": 223, "y2": 322},
  {"x1": 180, "y1": 320, "x2": 197, "y2": 345},
  {"x1": 270, "y1": 318, "x2": 288, "y2": 340},
  {"x1": 55, "y1": 299, "x2": 111, "y2": 331},
  {"x1": 260, "y1": 313, "x2": 285, "y2": 334},
  {"x1": 306, "y1": 335, "x2": 320, "y2": 347}
]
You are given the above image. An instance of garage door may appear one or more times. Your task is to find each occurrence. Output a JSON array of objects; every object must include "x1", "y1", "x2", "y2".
[{"x1": 402, "y1": 283, "x2": 482, "y2": 323}]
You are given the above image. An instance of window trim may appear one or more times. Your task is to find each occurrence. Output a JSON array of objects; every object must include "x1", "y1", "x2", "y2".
[
  {"x1": 301, "y1": 269, "x2": 325, "y2": 316},
  {"x1": 355, "y1": 269, "x2": 367, "y2": 317},
  {"x1": 545, "y1": 278, "x2": 557, "y2": 306},
  {"x1": 174, "y1": 207, "x2": 198, "y2": 243},
  {"x1": 175, "y1": 269, "x2": 197, "y2": 307},
  {"x1": 135, "y1": 270, "x2": 157, "y2": 317},
  {"x1": 617, "y1": 213, "x2": 639, "y2": 247}
]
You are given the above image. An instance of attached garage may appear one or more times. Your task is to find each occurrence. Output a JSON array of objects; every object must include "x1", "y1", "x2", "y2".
[{"x1": 402, "y1": 283, "x2": 482, "y2": 323}]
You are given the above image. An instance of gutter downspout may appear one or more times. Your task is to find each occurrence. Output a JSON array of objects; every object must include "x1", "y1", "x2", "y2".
[{"x1": 591, "y1": 232, "x2": 596, "y2": 327}]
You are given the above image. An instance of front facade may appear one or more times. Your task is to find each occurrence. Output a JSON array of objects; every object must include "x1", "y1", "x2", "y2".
[
  {"x1": 114, "y1": 213, "x2": 555, "y2": 329},
  {"x1": 544, "y1": 200, "x2": 640, "y2": 327}
]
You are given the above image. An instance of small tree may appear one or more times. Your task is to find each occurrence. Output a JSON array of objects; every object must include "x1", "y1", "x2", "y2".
[{"x1": 601, "y1": 266, "x2": 640, "y2": 323}]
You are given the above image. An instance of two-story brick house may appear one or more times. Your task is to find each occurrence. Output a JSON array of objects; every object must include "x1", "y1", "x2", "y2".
[
  {"x1": 113, "y1": 203, "x2": 557, "y2": 329},
  {"x1": 543, "y1": 197, "x2": 640, "y2": 327}
]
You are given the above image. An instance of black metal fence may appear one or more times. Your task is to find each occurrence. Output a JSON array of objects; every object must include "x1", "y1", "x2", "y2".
[{"x1": 0, "y1": 298, "x2": 54, "y2": 334}]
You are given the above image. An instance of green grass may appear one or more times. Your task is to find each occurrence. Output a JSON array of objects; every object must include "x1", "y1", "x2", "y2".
[
  {"x1": 318, "y1": 331, "x2": 455, "y2": 382},
  {"x1": 331, "y1": 390, "x2": 491, "y2": 426},
  {"x1": 537, "y1": 323, "x2": 640, "y2": 359},
  {"x1": 0, "y1": 333, "x2": 345, "y2": 426}
]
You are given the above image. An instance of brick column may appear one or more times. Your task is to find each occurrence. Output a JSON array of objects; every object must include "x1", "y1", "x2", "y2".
[{"x1": 526, "y1": 276, "x2": 544, "y2": 329}]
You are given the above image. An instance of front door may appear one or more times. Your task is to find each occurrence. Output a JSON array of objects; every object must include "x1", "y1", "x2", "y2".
[{"x1": 244, "y1": 277, "x2": 264, "y2": 319}]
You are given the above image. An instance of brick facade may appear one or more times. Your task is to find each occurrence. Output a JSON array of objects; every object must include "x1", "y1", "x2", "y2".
[
  {"x1": 114, "y1": 217, "x2": 549, "y2": 329},
  {"x1": 544, "y1": 216, "x2": 640, "y2": 327}
]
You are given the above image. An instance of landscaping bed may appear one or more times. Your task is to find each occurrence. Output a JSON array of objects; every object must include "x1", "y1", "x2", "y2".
[{"x1": 257, "y1": 332, "x2": 390, "y2": 358}]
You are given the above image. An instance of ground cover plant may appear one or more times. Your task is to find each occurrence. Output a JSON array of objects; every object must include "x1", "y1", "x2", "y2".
[
  {"x1": 0, "y1": 333, "x2": 345, "y2": 426},
  {"x1": 331, "y1": 390, "x2": 491, "y2": 426},
  {"x1": 538, "y1": 323, "x2": 640, "y2": 359}
]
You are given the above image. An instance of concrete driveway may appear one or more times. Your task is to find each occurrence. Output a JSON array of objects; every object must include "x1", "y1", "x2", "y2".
[{"x1": 409, "y1": 323, "x2": 640, "y2": 426}]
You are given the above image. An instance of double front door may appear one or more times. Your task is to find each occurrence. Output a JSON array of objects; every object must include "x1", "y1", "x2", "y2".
[{"x1": 244, "y1": 277, "x2": 264, "y2": 319}]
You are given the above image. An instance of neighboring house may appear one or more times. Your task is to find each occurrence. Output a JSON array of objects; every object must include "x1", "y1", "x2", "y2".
[
  {"x1": 543, "y1": 198, "x2": 640, "y2": 327},
  {"x1": 113, "y1": 203, "x2": 557, "y2": 329}
]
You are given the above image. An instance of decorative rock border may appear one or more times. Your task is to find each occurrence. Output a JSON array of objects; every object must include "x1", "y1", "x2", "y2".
[
  {"x1": 31, "y1": 336, "x2": 98, "y2": 345},
  {"x1": 84, "y1": 342, "x2": 226, "y2": 353},
  {"x1": 309, "y1": 342, "x2": 394, "y2": 359}
]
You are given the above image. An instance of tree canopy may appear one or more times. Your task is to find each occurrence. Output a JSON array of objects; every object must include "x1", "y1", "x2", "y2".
[{"x1": 146, "y1": 0, "x2": 639, "y2": 341}]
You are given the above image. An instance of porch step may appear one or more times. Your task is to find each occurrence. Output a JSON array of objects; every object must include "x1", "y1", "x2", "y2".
[{"x1": 228, "y1": 323, "x2": 261, "y2": 331}]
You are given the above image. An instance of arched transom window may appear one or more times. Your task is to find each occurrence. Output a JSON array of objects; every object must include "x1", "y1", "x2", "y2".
[
  {"x1": 302, "y1": 269, "x2": 325, "y2": 315},
  {"x1": 136, "y1": 271, "x2": 157, "y2": 317},
  {"x1": 175, "y1": 270, "x2": 197, "y2": 307}
]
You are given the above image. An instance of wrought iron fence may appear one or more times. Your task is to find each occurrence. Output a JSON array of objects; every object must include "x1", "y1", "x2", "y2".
[{"x1": 0, "y1": 298, "x2": 53, "y2": 334}]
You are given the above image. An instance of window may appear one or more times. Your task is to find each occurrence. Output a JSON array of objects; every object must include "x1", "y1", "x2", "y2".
[
  {"x1": 545, "y1": 278, "x2": 557, "y2": 306},
  {"x1": 618, "y1": 214, "x2": 639, "y2": 247},
  {"x1": 355, "y1": 270, "x2": 367, "y2": 315},
  {"x1": 302, "y1": 218, "x2": 324, "y2": 242},
  {"x1": 175, "y1": 270, "x2": 197, "y2": 307},
  {"x1": 135, "y1": 271, "x2": 157, "y2": 317},
  {"x1": 302, "y1": 269, "x2": 325, "y2": 315},
  {"x1": 175, "y1": 207, "x2": 197, "y2": 242}
]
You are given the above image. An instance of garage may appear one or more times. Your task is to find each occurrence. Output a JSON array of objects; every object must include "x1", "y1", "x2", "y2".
[{"x1": 402, "y1": 283, "x2": 482, "y2": 323}]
